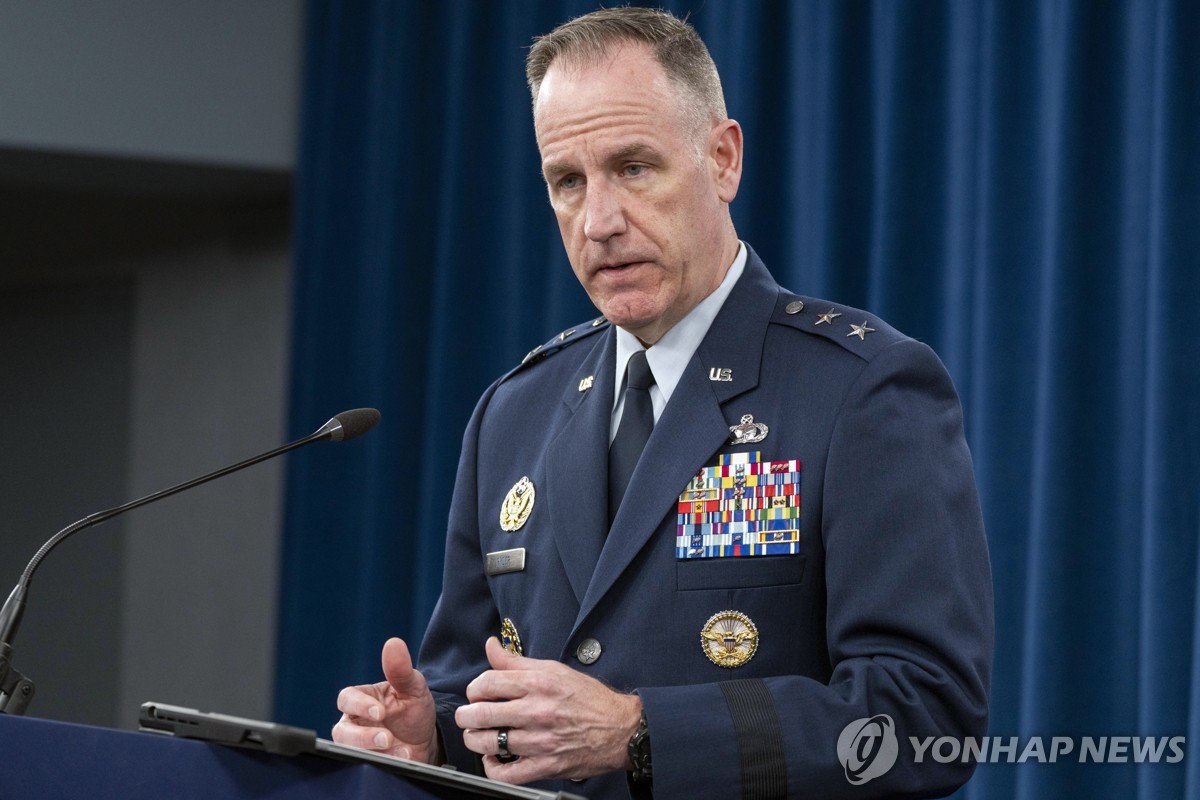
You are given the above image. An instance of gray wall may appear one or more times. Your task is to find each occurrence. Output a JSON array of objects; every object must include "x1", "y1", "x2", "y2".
[
  {"x1": 0, "y1": 278, "x2": 133, "y2": 727},
  {"x1": 0, "y1": 2, "x2": 302, "y2": 729},
  {"x1": 0, "y1": 1, "x2": 300, "y2": 168}
]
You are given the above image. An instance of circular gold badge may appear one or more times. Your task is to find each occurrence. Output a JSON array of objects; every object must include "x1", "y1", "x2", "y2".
[
  {"x1": 499, "y1": 476, "x2": 535, "y2": 532},
  {"x1": 500, "y1": 618, "x2": 523, "y2": 656},
  {"x1": 701, "y1": 610, "x2": 759, "y2": 668}
]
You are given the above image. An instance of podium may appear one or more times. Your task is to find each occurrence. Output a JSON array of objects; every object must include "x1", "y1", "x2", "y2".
[{"x1": 0, "y1": 714, "x2": 580, "y2": 800}]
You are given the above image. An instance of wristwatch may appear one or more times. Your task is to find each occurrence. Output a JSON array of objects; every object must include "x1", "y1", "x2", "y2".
[{"x1": 628, "y1": 709, "x2": 652, "y2": 784}]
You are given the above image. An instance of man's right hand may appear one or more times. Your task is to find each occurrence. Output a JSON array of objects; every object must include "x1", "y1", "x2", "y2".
[{"x1": 333, "y1": 637, "x2": 441, "y2": 764}]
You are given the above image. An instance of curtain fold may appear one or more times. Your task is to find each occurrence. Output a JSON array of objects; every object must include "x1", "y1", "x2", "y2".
[{"x1": 278, "y1": 2, "x2": 1200, "y2": 796}]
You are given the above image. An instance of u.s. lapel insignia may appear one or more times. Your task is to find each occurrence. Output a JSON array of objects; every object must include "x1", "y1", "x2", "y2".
[
  {"x1": 729, "y1": 414, "x2": 768, "y2": 445},
  {"x1": 701, "y1": 610, "x2": 758, "y2": 668},
  {"x1": 709, "y1": 367, "x2": 733, "y2": 382},
  {"x1": 578, "y1": 375, "x2": 594, "y2": 392},
  {"x1": 500, "y1": 618, "x2": 523, "y2": 656},
  {"x1": 499, "y1": 476, "x2": 535, "y2": 532}
]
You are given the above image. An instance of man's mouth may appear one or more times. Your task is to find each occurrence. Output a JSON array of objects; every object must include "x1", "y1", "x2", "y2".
[{"x1": 597, "y1": 260, "x2": 648, "y2": 274}]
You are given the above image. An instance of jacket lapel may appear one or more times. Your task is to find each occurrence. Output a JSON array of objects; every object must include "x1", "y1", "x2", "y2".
[
  {"x1": 544, "y1": 328, "x2": 615, "y2": 604},
  {"x1": 574, "y1": 251, "x2": 780, "y2": 626}
]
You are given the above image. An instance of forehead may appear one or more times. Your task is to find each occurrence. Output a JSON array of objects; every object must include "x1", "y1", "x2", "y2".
[{"x1": 533, "y1": 45, "x2": 691, "y2": 165}]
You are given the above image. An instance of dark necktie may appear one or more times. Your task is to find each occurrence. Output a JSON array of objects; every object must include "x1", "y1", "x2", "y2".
[{"x1": 609, "y1": 350, "x2": 655, "y2": 522}]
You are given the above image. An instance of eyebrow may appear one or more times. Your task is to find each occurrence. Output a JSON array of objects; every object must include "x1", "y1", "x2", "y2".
[
  {"x1": 542, "y1": 142, "x2": 662, "y2": 182},
  {"x1": 610, "y1": 142, "x2": 659, "y2": 163},
  {"x1": 541, "y1": 159, "x2": 573, "y2": 183}
]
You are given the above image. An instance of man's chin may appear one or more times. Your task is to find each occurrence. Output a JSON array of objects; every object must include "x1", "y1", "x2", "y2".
[
  {"x1": 600, "y1": 312, "x2": 672, "y2": 347},
  {"x1": 591, "y1": 290, "x2": 671, "y2": 336},
  {"x1": 598, "y1": 306, "x2": 655, "y2": 331}
]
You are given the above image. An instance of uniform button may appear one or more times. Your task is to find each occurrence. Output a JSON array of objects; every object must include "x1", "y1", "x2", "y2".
[
  {"x1": 785, "y1": 300, "x2": 805, "y2": 315},
  {"x1": 575, "y1": 638, "x2": 602, "y2": 665}
]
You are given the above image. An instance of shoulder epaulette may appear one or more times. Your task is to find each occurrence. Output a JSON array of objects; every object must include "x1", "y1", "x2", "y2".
[
  {"x1": 517, "y1": 315, "x2": 610, "y2": 368},
  {"x1": 769, "y1": 293, "x2": 905, "y2": 361}
]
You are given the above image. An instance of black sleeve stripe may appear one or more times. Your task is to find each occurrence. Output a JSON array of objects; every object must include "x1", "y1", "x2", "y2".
[{"x1": 720, "y1": 678, "x2": 788, "y2": 799}]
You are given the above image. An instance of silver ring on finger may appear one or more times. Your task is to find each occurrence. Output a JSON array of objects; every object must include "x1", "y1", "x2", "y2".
[{"x1": 496, "y1": 727, "x2": 512, "y2": 759}]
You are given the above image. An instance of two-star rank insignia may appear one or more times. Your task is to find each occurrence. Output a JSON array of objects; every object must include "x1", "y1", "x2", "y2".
[{"x1": 813, "y1": 308, "x2": 877, "y2": 341}]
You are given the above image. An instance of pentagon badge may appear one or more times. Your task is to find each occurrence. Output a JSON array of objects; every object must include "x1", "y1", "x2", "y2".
[
  {"x1": 499, "y1": 476, "x2": 535, "y2": 532},
  {"x1": 500, "y1": 618, "x2": 523, "y2": 656},
  {"x1": 701, "y1": 610, "x2": 759, "y2": 668}
]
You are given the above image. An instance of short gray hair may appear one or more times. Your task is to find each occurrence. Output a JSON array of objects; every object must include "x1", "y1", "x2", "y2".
[{"x1": 526, "y1": 6, "x2": 728, "y2": 131}]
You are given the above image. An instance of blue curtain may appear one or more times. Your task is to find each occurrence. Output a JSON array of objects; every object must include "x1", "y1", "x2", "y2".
[{"x1": 276, "y1": 2, "x2": 1200, "y2": 797}]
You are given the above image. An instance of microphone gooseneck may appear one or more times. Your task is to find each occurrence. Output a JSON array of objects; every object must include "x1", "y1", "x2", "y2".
[{"x1": 0, "y1": 408, "x2": 380, "y2": 715}]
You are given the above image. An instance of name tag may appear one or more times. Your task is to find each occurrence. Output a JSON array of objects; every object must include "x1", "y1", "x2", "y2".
[
  {"x1": 676, "y1": 452, "x2": 802, "y2": 559},
  {"x1": 485, "y1": 548, "x2": 526, "y2": 576}
]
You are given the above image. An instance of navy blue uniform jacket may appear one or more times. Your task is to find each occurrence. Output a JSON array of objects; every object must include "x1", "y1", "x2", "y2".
[{"x1": 418, "y1": 247, "x2": 993, "y2": 799}]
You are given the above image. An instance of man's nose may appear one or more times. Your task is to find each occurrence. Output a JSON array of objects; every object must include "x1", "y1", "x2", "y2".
[{"x1": 582, "y1": 181, "x2": 627, "y2": 242}]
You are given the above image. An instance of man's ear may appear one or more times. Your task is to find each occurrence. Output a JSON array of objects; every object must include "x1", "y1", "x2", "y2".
[{"x1": 709, "y1": 119, "x2": 743, "y2": 203}]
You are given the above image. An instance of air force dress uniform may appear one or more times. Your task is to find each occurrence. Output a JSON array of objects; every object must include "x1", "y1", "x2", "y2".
[{"x1": 417, "y1": 244, "x2": 993, "y2": 799}]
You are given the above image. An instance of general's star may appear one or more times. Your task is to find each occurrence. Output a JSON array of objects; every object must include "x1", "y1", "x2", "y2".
[
  {"x1": 847, "y1": 321, "x2": 876, "y2": 341},
  {"x1": 816, "y1": 309, "x2": 842, "y2": 325}
]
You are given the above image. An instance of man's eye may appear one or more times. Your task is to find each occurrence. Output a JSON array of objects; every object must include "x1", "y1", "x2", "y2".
[
  {"x1": 624, "y1": 164, "x2": 646, "y2": 177},
  {"x1": 559, "y1": 175, "x2": 582, "y2": 190}
]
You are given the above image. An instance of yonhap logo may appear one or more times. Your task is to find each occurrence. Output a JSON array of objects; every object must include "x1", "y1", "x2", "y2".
[{"x1": 838, "y1": 714, "x2": 899, "y2": 785}]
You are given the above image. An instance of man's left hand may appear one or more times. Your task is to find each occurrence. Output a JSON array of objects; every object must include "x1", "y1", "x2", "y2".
[{"x1": 456, "y1": 636, "x2": 642, "y2": 784}]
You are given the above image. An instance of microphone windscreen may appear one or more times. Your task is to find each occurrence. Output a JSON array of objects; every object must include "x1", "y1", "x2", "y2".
[{"x1": 333, "y1": 408, "x2": 381, "y2": 441}]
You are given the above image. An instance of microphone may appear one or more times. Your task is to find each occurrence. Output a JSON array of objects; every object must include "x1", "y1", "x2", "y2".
[{"x1": 0, "y1": 408, "x2": 380, "y2": 715}]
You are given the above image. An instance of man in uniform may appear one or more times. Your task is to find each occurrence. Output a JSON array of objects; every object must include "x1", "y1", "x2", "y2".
[{"x1": 333, "y1": 8, "x2": 993, "y2": 799}]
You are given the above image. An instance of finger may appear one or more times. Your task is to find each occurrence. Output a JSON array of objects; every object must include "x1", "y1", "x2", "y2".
[
  {"x1": 456, "y1": 697, "x2": 525, "y2": 732},
  {"x1": 484, "y1": 635, "x2": 524, "y2": 670},
  {"x1": 331, "y1": 715, "x2": 394, "y2": 750},
  {"x1": 483, "y1": 753, "x2": 561, "y2": 785},
  {"x1": 336, "y1": 685, "x2": 386, "y2": 720},
  {"x1": 381, "y1": 637, "x2": 426, "y2": 697},
  {"x1": 464, "y1": 668, "x2": 537, "y2": 703},
  {"x1": 460, "y1": 726, "x2": 514, "y2": 757}
]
